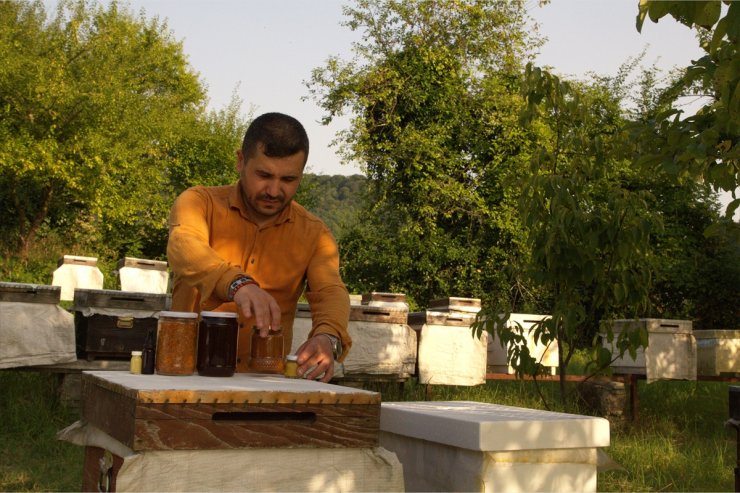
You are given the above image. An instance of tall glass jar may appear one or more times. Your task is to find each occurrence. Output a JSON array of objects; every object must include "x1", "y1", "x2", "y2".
[
  {"x1": 197, "y1": 311, "x2": 239, "y2": 377},
  {"x1": 249, "y1": 326, "x2": 285, "y2": 374},
  {"x1": 155, "y1": 311, "x2": 198, "y2": 376}
]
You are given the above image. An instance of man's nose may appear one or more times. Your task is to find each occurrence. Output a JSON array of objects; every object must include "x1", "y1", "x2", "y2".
[{"x1": 265, "y1": 179, "x2": 281, "y2": 197}]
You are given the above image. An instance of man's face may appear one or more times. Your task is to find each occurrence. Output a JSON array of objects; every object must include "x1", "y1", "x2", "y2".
[{"x1": 236, "y1": 145, "x2": 305, "y2": 225}]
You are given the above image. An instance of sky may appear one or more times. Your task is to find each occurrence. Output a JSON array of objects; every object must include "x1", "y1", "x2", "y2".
[
  {"x1": 44, "y1": 0, "x2": 736, "y2": 213},
  {"x1": 67, "y1": 0, "x2": 705, "y2": 177}
]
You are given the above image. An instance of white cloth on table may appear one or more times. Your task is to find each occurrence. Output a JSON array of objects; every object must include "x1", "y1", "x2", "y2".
[{"x1": 0, "y1": 301, "x2": 76, "y2": 368}]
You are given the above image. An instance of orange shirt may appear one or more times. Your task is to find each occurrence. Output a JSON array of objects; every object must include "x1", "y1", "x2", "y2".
[{"x1": 167, "y1": 182, "x2": 351, "y2": 371}]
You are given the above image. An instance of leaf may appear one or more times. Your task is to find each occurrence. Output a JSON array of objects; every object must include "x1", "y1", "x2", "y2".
[{"x1": 693, "y1": 0, "x2": 722, "y2": 28}]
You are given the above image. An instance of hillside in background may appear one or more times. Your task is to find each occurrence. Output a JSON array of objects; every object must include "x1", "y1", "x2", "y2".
[{"x1": 297, "y1": 174, "x2": 368, "y2": 239}]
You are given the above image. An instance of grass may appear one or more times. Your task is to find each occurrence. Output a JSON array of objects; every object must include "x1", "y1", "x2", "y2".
[
  {"x1": 0, "y1": 370, "x2": 736, "y2": 492},
  {"x1": 0, "y1": 372, "x2": 83, "y2": 492}
]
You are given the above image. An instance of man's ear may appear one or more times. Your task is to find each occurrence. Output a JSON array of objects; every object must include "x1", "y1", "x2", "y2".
[{"x1": 236, "y1": 148, "x2": 245, "y2": 173}]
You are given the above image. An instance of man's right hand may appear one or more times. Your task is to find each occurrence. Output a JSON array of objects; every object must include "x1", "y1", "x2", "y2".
[{"x1": 233, "y1": 284, "x2": 281, "y2": 335}]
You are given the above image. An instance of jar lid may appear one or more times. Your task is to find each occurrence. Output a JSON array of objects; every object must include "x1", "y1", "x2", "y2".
[
  {"x1": 159, "y1": 311, "x2": 198, "y2": 319},
  {"x1": 131, "y1": 351, "x2": 142, "y2": 356},
  {"x1": 200, "y1": 311, "x2": 238, "y2": 318},
  {"x1": 286, "y1": 354, "x2": 298, "y2": 361}
]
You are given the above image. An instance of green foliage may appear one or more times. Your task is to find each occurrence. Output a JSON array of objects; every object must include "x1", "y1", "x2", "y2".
[
  {"x1": 0, "y1": 0, "x2": 246, "y2": 265},
  {"x1": 475, "y1": 64, "x2": 663, "y2": 401},
  {"x1": 635, "y1": 0, "x2": 739, "y2": 223},
  {"x1": 308, "y1": 0, "x2": 540, "y2": 308},
  {"x1": 296, "y1": 174, "x2": 368, "y2": 239}
]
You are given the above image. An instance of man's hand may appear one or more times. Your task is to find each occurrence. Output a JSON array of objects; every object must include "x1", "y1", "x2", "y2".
[
  {"x1": 233, "y1": 284, "x2": 281, "y2": 335},
  {"x1": 295, "y1": 334, "x2": 335, "y2": 383}
]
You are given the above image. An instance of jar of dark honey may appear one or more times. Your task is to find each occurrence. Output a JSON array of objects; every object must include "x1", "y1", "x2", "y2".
[
  {"x1": 249, "y1": 326, "x2": 285, "y2": 374},
  {"x1": 155, "y1": 311, "x2": 198, "y2": 376},
  {"x1": 197, "y1": 311, "x2": 239, "y2": 377}
]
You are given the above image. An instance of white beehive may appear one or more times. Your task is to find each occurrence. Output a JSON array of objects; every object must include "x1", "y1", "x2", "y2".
[
  {"x1": 695, "y1": 330, "x2": 740, "y2": 376},
  {"x1": 408, "y1": 311, "x2": 488, "y2": 386},
  {"x1": 602, "y1": 318, "x2": 696, "y2": 382},
  {"x1": 487, "y1": 313, "x2": 559, "y2": 375},
  {"x1": 380, "y1": 400, "x2": 610, "y2": 493}
]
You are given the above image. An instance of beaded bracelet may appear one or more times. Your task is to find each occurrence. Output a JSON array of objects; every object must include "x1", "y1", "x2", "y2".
[{"x1": 228, "y1": 275, "x2": 259, "y2": 300}]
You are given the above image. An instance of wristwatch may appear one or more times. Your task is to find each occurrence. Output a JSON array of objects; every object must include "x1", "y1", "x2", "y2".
[{"x1": 318, "y1": 333, "x2": 342, "y2": 360}]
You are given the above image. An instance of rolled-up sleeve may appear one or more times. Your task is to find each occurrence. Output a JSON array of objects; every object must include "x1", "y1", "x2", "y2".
[
  {"x1": 305, "y1": 225, "x2": 352, "y2": 361},
  {"x1": 167, "y1": 187, "x2": 243, "y2": 308}
]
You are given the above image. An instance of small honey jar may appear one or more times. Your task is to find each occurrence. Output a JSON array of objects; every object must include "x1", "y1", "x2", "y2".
[{"x1": 284, "y1": 354, "x2": 299, "y2": 378}]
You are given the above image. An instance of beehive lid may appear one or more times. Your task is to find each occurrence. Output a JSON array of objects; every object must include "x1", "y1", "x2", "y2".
[
  {"x1": 296, "y1": 303, "x2": 408, "y2": 324},
  {"x1": 361, "y1": 292, "x2": 407, "y2": 304},
  {"x1": 0, "y1": 282, "x2": 61, "y2": 304},
  {"x1": 380, "y1": 401, "x2": 610, "y2": 452},
  {"x1": 73, "y1": 289, "x2": 168, "y2": 311},
  {"x1": 613, "y1": 318, "x2": 693, "y2": 334},
  {"x1": 407, "y1": 310, "x2": 476, "y2": 327},
  {"x1": 57, "y1": 255, "x2": 97, "y2": 267},
  {"x1": 82, "y1": 370, "x2": 380, "y2": 405},
  {"x1": 117, "y1": 257, "x2": 168, "y2": 271},
  {"x1": 428, "y1": 297, "x2": 481, "y2": 313}
]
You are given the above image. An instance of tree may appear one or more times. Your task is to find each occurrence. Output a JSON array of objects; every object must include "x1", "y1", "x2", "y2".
[
  {"x1": 0, "y1": 0, "x2": 206, "y2": 259},
  {"x1": 307, "y1": 0, "x2": 541, "y2": 307},
  {"x1": 634, "y1": 0, "x2": 739, "y2": 224},
  {"x1": 473, "y1": 65, "x2": 661, "y2": 402}
]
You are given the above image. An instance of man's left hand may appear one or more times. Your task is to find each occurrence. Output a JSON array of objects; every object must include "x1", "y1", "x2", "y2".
[{"x1": 294, "y1": 335, "x2": 335, "y2": 383}]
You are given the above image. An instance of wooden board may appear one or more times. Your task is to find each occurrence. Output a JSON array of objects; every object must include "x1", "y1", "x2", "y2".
[
  {"x1": 73, "y1": 289, "x2": 168, "y2": 310},
  {"x1": 81, "y1": 371, "x2": 381, "y2": 451},
  {"x1": 0, "y1": 282, "x2": 61, "y2": 304}
]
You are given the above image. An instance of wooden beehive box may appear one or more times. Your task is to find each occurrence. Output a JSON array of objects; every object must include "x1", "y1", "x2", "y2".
[
  {"x1": 487, "y1": 313, "x2": 559, "y2": 375},
  {"x1": 73, "y1": 289, "x2": 168, "y2": 360},
  {"x1": 362, "y1": 291, "x2": 406, "y2": 305},
  {"x1": 294, "y1": 304, "x2": 415, "y2": 378},
  {"x1": 695, "y1": 330, "x2": 740, "y2": 376},
  {"x1": 602, "y1": 318, "x2": 696, "y2": 381},
  {"x1": 428, "y1": 297, "x2": 481, "y2": 314},
  {"x1": 408, "y1": 310, "x2": 487, "y2": 386},
  {"x1": 0, "y1": 282, "x2": 61, "y2": 304},
  {"x1": 80, "y1": 371, "x2": 381, "y2": 451}
]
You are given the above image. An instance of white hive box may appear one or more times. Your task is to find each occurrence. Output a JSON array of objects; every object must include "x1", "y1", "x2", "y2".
[
  {"x1": 0, "y1": 282, "x2": 76, "y2": 368},
  {"x1": 51, "y1": 255, "x2": 104, "y2": 301},
  {"x1": 117, "y1": 257, "x2": 169, "y2": 294},
  {"x1": 695, "y1": 330, "x2": 740, "y2": 376},
  {"x1": 292, "y1": 303, "x2": 417, "y2": 379},
  {"x1": 603, "y1": 318, "x2": 696, "y2": 382},
  {"x1": 379, "y1": 400, "x2": 610, "y2": 493},
  {"x1": 408, "y1": 311, "x2": 488, "y2": 386},
  {"x1": 487, "y1": 313, "x2": 559, "y2": 375}
]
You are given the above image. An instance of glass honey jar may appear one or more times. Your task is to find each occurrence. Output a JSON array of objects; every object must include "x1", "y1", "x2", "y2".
[
  {"x1": 249, "y1": 326, "x2": 285, "y2": 374},
  {"x1": 197, "y1": 311, "x2": 239, "y2": 377},
  {"x1": 155, "y1": 311, "x2": 198, "y2": 376}
]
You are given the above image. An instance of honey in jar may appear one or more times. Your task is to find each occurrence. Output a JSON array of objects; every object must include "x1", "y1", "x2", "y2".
[
  {"x1": 249, "y1": 326, "x2": 285, "y2": 374},
  {"x1": 155, "y1": 311, "x2": 198, "y2": 376},
  {"x1": 197, "y1": 311, "x2": 239, "y2": 377}
]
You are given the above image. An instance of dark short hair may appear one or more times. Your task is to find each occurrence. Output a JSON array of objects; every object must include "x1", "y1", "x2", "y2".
[{"x1": 241, "y1": 112, "x2": 309, "y2": 166}]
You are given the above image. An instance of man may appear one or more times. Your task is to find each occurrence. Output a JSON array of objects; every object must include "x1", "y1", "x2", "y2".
[{"x1": 167, "y1": 112, "x2": 351, "y2": 382}]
